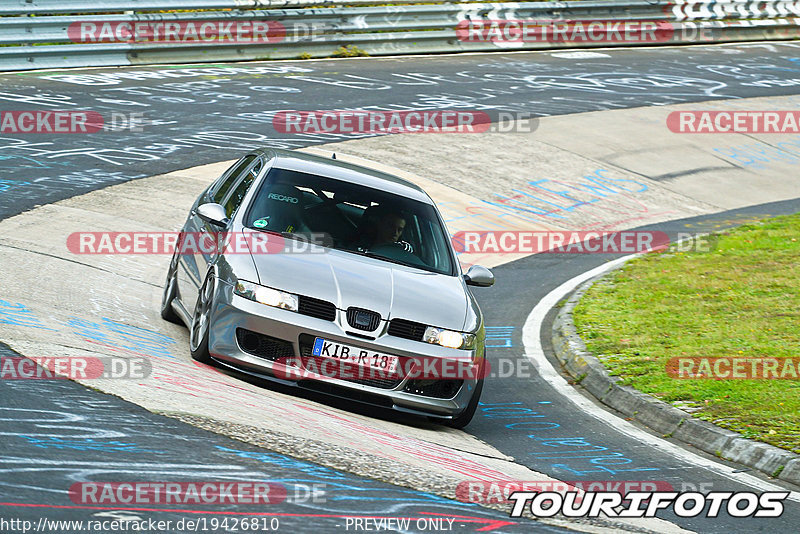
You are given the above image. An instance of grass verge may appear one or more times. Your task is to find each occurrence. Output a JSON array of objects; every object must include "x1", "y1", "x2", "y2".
[{"x1": 573, "y1": 213, "x2": 800, "y2": 453}]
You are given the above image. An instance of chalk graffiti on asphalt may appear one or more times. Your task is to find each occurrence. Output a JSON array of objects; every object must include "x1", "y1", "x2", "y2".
[{"x1": 480, "y1": 402, "x2": 660, "y2": 477}]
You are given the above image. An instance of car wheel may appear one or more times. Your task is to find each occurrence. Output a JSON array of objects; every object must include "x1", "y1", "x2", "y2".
[
  {"x1": 160, "y1": 254, "x2": 182, "y2": 325},
  {"x1": 189, "y1": 272, "x2": 215, "y2": 364},
  {"x1": 445, "y1": 357, "x2": 485, "y2": 429}
]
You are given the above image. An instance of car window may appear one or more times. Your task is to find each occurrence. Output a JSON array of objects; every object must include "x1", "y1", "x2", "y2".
[
  {"x1": 211, "y1": 155, "x2": 256, "y2": 205},
  {"x1": 244, "y1": 167, "x2": 455, "y2": 276},
  {"x1": 222, "y1": 159, "x2": 263, "y2": 218}
]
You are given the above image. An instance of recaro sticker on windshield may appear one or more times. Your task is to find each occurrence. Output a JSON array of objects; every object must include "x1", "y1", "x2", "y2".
[{"x1": 268, "y1": 193, "x2": 298, "y2": 203}]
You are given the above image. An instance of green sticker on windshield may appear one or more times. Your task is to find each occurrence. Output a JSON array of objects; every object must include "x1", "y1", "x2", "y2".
[{"x1": 253, "y1": 217, "x2": 270, "y2": 228}]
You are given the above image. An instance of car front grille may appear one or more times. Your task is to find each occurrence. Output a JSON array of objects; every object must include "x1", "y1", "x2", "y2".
[
  {"x1": 346, "y1": 307, "x2": 381, "y2": 331},
  {"x1": 387, "y1": 318, "x2": 427, "y2": 341},
  {"x1": 297, "y1": 295, "x2": 337, "y2": 322},
  {"x1": 298, "y1": 334, "x2": 404, "y2": 390},
  {"x1": 236, "y1": 328, "x2": 295, "y2": 361}
]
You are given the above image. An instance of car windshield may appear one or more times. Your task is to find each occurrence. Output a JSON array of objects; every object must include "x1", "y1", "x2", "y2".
[{"x1": 243, "y1": 167, "x2": 456, "y2": 276}]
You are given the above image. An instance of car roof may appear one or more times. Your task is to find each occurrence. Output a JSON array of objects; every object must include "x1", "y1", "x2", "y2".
[{"x1": 252, "y1": 148, "x2": 432, "y2": 204}]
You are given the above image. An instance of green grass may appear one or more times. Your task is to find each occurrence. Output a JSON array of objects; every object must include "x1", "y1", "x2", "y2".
[
  {"x1": 573, "y1": 213, "x2": 800, "y2": 453},
  {"x1": 331, "y1": 45, "x2": 370, "y2": 58}
]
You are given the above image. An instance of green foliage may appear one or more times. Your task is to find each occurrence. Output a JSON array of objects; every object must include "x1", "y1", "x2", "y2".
[
  {"x1": 332, "y1": 45, "x2": 369, "y2": 58},
  {"x1": 573, "y1": 213, "x2": 800, "y2": 453}
]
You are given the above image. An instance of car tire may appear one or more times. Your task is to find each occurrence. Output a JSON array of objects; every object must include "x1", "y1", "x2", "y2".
[
  {"x1": 160, "y1": 255, "x2": 183, "y2": 325},
  {"x1": 445, "y1": 357, "x2": 485, "y2": 429},
  {"x1": 189, "y1": 272, "x2": 215, "y2": 364}
]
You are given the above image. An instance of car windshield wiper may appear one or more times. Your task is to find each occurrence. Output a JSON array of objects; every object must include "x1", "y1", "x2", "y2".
[
  {"x1": 248, "y1": 227, "x2": 309, "y2": 242},
  {"x1": 247, "y1": 227, "x2": 284, "y2": 237}
]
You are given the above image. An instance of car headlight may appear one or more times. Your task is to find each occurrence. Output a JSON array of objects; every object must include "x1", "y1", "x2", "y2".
[
  {"x1": 234, "y1": 280, "x2": 298, "y2": 312},
  {"x1": 423, "y1": 327, "x2": 477, "y2": 350}
]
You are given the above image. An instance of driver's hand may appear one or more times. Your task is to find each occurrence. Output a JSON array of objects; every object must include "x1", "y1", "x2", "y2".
[{"x1": 396, "y1": 240, "x2": 413, "y2": 253}]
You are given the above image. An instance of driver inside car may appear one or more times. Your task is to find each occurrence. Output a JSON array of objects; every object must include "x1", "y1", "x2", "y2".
[{"x1": 358, "y1": 207, "x2": 414, "y2": 253}]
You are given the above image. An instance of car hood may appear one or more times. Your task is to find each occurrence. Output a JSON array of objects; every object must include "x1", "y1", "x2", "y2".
[{"x1": 249, "y1": 248, "x2": 468, "y2": 331}]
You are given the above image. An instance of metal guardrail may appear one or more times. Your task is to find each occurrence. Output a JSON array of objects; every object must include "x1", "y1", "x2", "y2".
[
  {"x1": 0, "y1": 0, "x2": 433, "y2": 15},
  {"x1": 1, "y1": 0, "x2": 799, "y2": 71}
]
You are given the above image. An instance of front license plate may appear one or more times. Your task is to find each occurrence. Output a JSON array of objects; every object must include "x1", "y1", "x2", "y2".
[{"x1": 312, "y1": 338, "x2": 398, "y2": 374}]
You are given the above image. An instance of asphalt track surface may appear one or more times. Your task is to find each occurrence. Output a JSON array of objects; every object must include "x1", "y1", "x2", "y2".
[
  {"x1": 0, "y1": 344, "x2": 534, "y2": 534},
  {"x1": 2, "y1": 41, "x2": 800, "y2": 533},
  {"x1": 3, "y1": 42, "x2": 800, "y2": 219},
  {"x1": 472, "y1": 199, "x2": 800, "y2": 533}
]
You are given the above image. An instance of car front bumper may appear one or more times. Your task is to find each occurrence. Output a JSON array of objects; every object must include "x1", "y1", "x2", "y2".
[{"x1": 206, "y1": 280, "x2": 483, "y2": 419}]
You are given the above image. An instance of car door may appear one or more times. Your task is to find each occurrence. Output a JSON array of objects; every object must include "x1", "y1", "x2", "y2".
[
  {"x1": 177, "y1": 154, "x2": 257, "y2": 314},
  {"x1": 192, "y1": 156, "x2": 264, "y2": 291}
]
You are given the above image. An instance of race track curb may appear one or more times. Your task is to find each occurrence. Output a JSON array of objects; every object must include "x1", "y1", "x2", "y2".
[{"x1": 550, "y1": 269, "x2": 800, "y2": 487}]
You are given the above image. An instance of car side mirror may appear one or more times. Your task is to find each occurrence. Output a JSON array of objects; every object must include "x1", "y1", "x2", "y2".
[
  {"x1": 464, "y1": 265, "x2": 495, "y2": 287},
  {"x1": 196, "y1": 203, "x2": 229, "y2": 227}
]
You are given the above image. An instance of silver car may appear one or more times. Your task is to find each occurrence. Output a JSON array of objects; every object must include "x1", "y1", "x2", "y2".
[{"x1": 160, "y1": 149, "x2": 494, "y2": 427}]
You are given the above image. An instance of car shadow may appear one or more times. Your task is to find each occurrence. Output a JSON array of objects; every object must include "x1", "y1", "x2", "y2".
[{"x1": 203, "y1": 357, "x2": 448, "y2": 431}]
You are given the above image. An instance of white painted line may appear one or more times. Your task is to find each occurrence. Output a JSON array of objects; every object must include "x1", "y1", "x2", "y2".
[
  {"x1": 521, "y1": 255, "x2": 800, "y2": 503},
  {"x1": 550, "y1": 52, "x2": 611, "y2": 59}
]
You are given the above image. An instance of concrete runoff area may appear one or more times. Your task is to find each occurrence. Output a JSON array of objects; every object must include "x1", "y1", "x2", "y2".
[{"x1": 1, "y1": 94, "x2": 799, "y2": 531}]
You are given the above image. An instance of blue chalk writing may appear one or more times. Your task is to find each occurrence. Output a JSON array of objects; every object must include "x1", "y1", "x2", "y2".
[
  {"x1": 101, "y1": 318, "x2": 176, "y2": 359},
  {"x1": 479, "y1": 402, "x2": 659, "y2": 476},
  {"x1": 19, "y1": 436, "x2": 158, "y2": 453},
  {"x1": 485, "y1": 326, "x2": 514, "y2": 348},
  {"x1": 0, "y1": 179, "x2": 30, "y2": 193},
  {"x1": 0, "y1": 300, "x2": 58, "y2": 331},
  {"x1": 483, "y1": 170, "x2": 648, "y2": 220}
]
